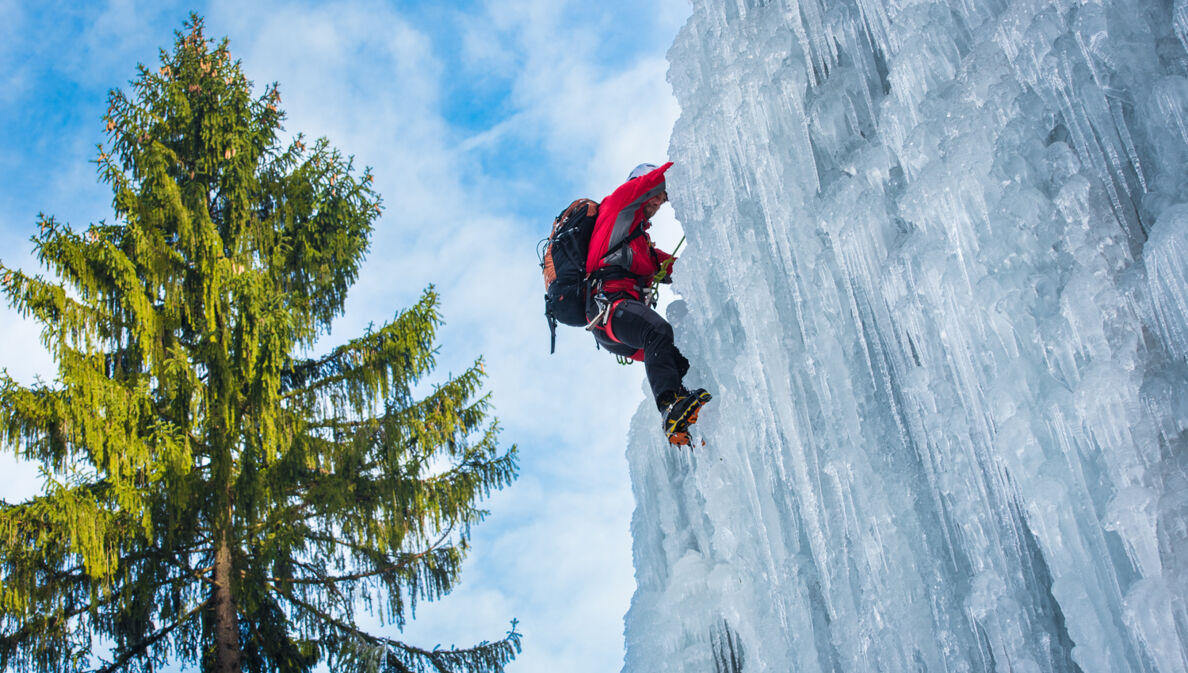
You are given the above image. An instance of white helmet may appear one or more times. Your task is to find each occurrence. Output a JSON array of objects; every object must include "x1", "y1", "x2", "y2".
[{"x1": 627, "y1": 163, "x2": 658, "y2": 180}]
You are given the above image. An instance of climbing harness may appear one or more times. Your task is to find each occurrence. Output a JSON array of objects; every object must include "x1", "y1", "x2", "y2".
[
  {"x1": 641, "y1": 285, "x2": 658, "y2": 309},
  {"x1": 587, "y1": 236, "x2": 686, "y2": 365},
  {"x1": 584, "y1": 290, "x2": 614, "y2": 332}
]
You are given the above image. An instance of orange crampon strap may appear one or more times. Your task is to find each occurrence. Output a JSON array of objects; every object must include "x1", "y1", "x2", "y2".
[
  {"x1": 667, "y1": 431, "x2": 706, "y2": 447},
  {"x1": 668, "y1": 431, "x2": 691, "y2": 446}
]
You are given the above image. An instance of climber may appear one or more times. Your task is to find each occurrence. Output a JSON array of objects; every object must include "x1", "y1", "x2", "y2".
[{"x1": 585, "y1": 162, "x2": 711, "y2": 445}]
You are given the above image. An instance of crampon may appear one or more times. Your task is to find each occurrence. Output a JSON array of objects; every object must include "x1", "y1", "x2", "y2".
[{"x1": 667, "y1": 430, "x2": 705, "y2": 447}]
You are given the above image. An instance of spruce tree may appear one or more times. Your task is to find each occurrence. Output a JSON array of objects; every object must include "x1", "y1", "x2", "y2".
[{"x1": 0, "y1": 16, "x2": 519, "y2": 673}]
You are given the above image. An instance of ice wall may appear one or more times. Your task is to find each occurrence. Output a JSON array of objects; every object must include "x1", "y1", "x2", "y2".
[{"x1": 622, "y1": 1, "x2": 1188, "y2": 671}]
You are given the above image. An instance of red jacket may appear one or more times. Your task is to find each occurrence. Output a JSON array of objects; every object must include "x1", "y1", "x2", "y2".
[{"x1": 586, "y1": 162, "x2": 675, "y2": 299}]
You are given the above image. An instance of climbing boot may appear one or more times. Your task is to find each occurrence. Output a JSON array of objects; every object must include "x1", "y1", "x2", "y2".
[{"x1": 662, "y1": 388, "x2": 712, "y2": 446}]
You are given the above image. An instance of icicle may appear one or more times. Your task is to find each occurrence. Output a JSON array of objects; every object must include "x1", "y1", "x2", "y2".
[
  {"x1": 1175, "y1": 0, "x2": 1188, "y2": 56},
  {"x1": 1145, "y1": 205, "x2": 1188, "y2": 362}
]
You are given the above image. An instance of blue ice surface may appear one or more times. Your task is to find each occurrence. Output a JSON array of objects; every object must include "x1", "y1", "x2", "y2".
[{"x1": 622, "y1": 1, "x2": 1188, "y2": 671}]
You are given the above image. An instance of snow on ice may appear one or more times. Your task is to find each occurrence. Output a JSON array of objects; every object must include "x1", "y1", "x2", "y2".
[{"x1": 621, "y1": 0, "x2": 1188, "y2": 671}]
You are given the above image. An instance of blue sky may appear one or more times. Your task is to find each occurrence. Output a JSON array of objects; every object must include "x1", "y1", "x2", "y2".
[{"x1": 0, "y1": 1, "x2": 689, "y2": 671}]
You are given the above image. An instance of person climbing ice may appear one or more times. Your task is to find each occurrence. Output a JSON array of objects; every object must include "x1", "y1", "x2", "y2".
[{"x1": 584, "y1": 162, "x2": 712, "y2": 445}]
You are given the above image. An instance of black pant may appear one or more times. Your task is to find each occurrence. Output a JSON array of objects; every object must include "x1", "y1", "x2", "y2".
[{"x1": 589, "y1": 296, "x2": 690, "y2": 410}]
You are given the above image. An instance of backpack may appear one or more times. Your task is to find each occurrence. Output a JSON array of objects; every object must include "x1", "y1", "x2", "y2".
[{"x1": 541, "y1": 199, "x2": 599, "y2": 353}]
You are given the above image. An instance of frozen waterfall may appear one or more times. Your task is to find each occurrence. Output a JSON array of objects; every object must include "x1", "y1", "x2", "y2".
[{"x1": 621, "y1": 0, "x2": 1188, "y2": 672}]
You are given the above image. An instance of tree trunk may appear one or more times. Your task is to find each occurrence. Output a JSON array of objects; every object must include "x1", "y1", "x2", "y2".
[{"x1": 212, "y1": 533, "x2": 242, "y2": 673}]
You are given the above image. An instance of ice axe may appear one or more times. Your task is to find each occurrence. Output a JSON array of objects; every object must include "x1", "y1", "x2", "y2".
[
  {"x1": 651, "y1": 235, "x2": 685, "y2": 286},
  {"x1": 644, "y1": 235, "x2": 686, "y2": 309}
]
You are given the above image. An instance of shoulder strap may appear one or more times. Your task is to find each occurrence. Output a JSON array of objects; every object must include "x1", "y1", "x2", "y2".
[
  {"x1": 602, "y1": 225, "x2": 646, "y2": 262},
  {"x1": 588, "y1": 226, "x2": 651, "y2": 285}
]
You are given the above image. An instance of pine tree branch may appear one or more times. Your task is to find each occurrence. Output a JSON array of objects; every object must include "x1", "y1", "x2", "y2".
[
  {"x1": 276, "y1": 585, "x2": 519, "y2": 673},
  {"x1": 271, "y1": 562, "x2": 398, "y2": 586},
  {"x1": 166, "y1": 559, "x2": 216, "y2": 587},
  {"x1": 24, "y1": 540, "x2": 206, "y2": 587},
  {"x1": 305, "y1": 532, "x2": 395, "y2": 556},
  {"x1": 30, "y1": 225, "x2": 163, "y2": 358},
  {"x1": 1, "y1": 601, "x2": 92, "y2": 651},
  {"x1": 0, "y1": 374, "x2": 71, "y2": 467},
  {"x1": 277, "y1": 525, "x2": 455, "y2": 586},
  {"x1": 278, "y1": 290, "x2": 439, "y2": 402},
  {"x1": 0, "y1": 566, "x2": 194, "y2": 666},
  {"x1": 91, "y1": 598, "x2": 208, "y2": 673},
  {"x1": 0, "y1": 266, "x2": 123, "y2": 350}
]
